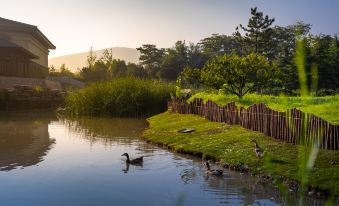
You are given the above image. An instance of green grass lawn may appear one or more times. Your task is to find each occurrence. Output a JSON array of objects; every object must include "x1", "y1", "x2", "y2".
[
  {"x1": 189, "y1": 92, "x2": 339, "y2": 124},
  {"x1": 143, "y1": 111, "x2": 339, "y2": 197}
]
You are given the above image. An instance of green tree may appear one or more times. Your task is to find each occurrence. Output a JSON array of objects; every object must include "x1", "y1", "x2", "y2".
[
  {"x1": 234, "y1": 7, "x2": 275, "y2": 58},
  {"x1": 48, "y1": 64, "x2": 74, "y2": 77},
  {"x1": 101, "y1": 48, "x2": 115, "y2": 78},
  {"x1": 126, "y1": 63, "x2": 147, "y2": 78},
  {"x1": 158, "y1": 41, "x2": 188, "y2": 80},
  {"x1": 187, "y1": 42, "x2": 209, "y2": 69},
  {"x1": 200, "y1": 53, "x2": 275, "y2": 98},
  {"x1": 49, "y1": 65, "x2": 57, "y2": 74},
  {"x1": 86, "y1": 47, "x2": 97, "y2": 69},
  {"x1": 180, "y1": 67, "x2": 202, "y2": 88},
  {"x1": 270, "y1": 22, "x2": 312, "y2": 94},
  {"x1": 80, "y1": 48, "x2": 108, "y2": 81},
  {"x1": 137, "y1": 44, "x2": 165, "y2": 78},
  {"x1": 307, "y1": 34, "x2": 339, "y2": 92},
  {"x1": 199, "y1": 34, "x2": 241, "y2": 57}
]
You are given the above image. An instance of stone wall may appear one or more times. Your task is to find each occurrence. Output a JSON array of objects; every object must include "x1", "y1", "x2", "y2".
[
  {"x1": 0, "y1": 76, "x2": 62, "y2": 90},
  {"x1": 0, "y1": 84, "x2": 65, "y2": 109},
  {"x1": 46, "y1": 76, "x2": 85, "y2": 89}
]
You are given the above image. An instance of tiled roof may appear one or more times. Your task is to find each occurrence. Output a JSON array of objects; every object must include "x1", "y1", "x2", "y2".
[
  {"x1": 0, "y1": 17, "x2": 56, "y2": 50},
  {"x1": 0, "y1": 17, "x2": 36, "y2": 28}
]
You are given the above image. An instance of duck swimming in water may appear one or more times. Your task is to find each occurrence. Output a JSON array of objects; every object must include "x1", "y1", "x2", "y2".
[
  {"x1": 121, "y1": 153, "x2": 143, "y2": 164},
  {"x1": 204, "y1": 161, "x2": 223, "y2": 176},
  {"x1": 250, "y1": 139, "x2": 264, "y2": 159}
]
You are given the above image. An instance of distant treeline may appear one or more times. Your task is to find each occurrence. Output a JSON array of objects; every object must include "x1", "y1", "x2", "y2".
[{"x1": 50, "y1": 7, "x2": 339, "y2": 96}]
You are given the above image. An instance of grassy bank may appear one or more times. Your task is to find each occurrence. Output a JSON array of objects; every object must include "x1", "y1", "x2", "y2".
[
  {"x1": 189, "y1": 92, "x2": 339, "y2": 124},
  {"x1": 143, "y1": 111, "x2": 339, "y2": 197},
  {"x1": 65, "y1": 77, "x2": 174, "y2": 117}
]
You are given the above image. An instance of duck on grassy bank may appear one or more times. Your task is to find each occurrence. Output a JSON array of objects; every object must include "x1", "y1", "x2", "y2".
[
  {"x1": 204, "y1": 161, "x2": 223, "y2": 176},
  {"x1": 250, "y1": 139, "x2": 264, "y2": 159},
  {"x1": 121, "y1": 153, "x2": 143, "y2": 164}
]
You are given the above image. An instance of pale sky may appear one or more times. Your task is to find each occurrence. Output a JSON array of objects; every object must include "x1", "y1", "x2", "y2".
[{"x1": 1, "y1": 0, "x2": 338, "y2": 57}]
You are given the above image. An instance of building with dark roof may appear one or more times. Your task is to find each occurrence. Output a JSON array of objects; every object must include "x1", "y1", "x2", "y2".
[{"x1": 0, "y1": 17, "x2": 55, "y2": 78}]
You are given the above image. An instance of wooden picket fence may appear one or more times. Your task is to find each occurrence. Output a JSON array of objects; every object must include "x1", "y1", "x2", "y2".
[{"x1": 168, "y1": 98, "x2": 339, "y2": 151}]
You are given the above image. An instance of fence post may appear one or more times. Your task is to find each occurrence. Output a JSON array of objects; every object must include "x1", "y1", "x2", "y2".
[{"x1": 169, "y1": 98, "x2": 338, "y2": 151}]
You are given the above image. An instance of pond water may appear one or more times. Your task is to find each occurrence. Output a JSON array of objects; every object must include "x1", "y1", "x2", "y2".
[{"x1": 0, "y1": 112, "x2": 327, "y2": 206}]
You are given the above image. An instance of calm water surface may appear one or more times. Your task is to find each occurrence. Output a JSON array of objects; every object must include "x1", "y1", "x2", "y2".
[{"x1": 0, "y1": 112, "x2": 327, "y2": 206}]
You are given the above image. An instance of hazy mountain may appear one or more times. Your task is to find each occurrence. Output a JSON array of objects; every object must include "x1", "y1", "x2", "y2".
[{"x1": 49, "y1": 47, "x2": 140, "y2": 72}]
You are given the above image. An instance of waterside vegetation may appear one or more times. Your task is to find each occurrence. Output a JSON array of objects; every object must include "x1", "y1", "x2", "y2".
[
  {"x1": 65, "y1": 77, "x2": 174, "y2": 117},
  {"x1": 143, "y1": 112, "x2": 339, "y2": 199}
]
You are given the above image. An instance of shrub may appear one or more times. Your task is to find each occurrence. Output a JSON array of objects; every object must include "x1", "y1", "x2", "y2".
[{"x1": 65, "y1": 77, "x2": 174, "y2": 117}]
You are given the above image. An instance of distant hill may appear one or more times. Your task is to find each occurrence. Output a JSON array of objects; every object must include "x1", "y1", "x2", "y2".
[{"x1": 49, "y1": 47, "x2": 140, "y2": 72}]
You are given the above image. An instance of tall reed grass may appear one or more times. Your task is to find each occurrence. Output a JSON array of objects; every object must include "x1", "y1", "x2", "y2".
[{"x1": 65, "y1": 77, "x2": 175, "y2": 117}]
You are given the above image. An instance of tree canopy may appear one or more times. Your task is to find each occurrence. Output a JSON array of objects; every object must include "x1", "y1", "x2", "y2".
[
  {"x1": 201, "y1": 53, "x2": 275, "y2": 98},
  {"x1": 57, "y1": 7, "x2": 339, "y2": 96}
]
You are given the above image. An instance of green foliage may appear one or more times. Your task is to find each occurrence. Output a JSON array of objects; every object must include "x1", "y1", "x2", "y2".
[
  {"x1": 190, "y1": 92, "x2": 339, "y2": 124},
  {"x1": 137, "y1": 41, "x2": 208, "y2": 82},
  {"x1": 79, "y1": 48, "x2": 146, "y2": 82},
  {"x1": 65, "y1": 77, "x2": 175, "y2": 117},
  {"x1": 137, "y1": 44, "x2": 165, "y2": 78},
  {"x1": 158, "y1": 41, "x2": 188, "y2": 80},
  {"x1": 34, "y1": 85, "x2": 44, "y2": 93},
  {"x1": 143, "y1": 112, "x2": 339, "y2": 197},
  {"x1": 180, "y1": 67, "x2": 202, "y2": 88},
  {"x1": 49, "y1": 64, "x2": 75, "y2": 77},
  {"x1": 200, "y1": 53, "x2": 275, "y2": 98},
  {"x1": 86, "y1": 46, "x2": 97, "y2": 68},
  {"x1": 234, "y1": 7, "x2": 275, "y2": 58},
  {"x1": 134, "y1": 7, "x2": 338, "y2": 94},
  {"x1": 198, "y1": 33, "x2": 241, "y2": 57}
]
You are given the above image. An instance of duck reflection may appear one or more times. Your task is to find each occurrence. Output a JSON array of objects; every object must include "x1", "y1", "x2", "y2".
[
  {"x1": 0, "y1": 112, "x2": 55, "y2": 171},
  {"x1": 121, "y1": 161, "x2": 143, "y2": 174},
  {"x1": 122, "y1": 162, "x2": 130, "y2": 173},
  {"x1": 174, "y1": 156, "x2": 326, "y2": 206}
]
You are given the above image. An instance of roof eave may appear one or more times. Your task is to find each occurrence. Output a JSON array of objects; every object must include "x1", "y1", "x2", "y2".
[{"x1": 34, "y1": 27, "x2": 56, "y2": 50}]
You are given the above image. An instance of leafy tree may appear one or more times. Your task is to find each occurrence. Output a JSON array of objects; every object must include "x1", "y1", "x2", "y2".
[
  {"x1": 126, "y1": 63, "x2": 147, "y2": 78},
  {"x1": 180, "y1": 67, "x2": 202, "y2": 88},
  {"x1": 80, "y1": 48, "x2": 107, "y2": 81},
  {"x1": 49, "y1": 65, "x2": 57, "y2": 73},
  {"x1": 100, "y1": 48, "x2": 115, "y2": 78},
  {"x1": 137, "y1": 44, "x2": 165, "y2": 78},
  {"x1": 234, "y1": 7, "x2": 275, "y2": 59},
  {"x1": 187, "y1": 42, "x2": 209, "y2": 69},
  {"x1": 307, "y1": 34, "x2": 339, "y2": 91},
  {"x1": 49, "y1": 64, "x2": 75, "y2": 77},
  {"x1": 158, "y1": 41, "x2": 188, "y2": 80},
  {"x1": 199, "y1": 34, "x2": 241, "y2": 57},
  {"x1": 270, "y1": 22, "x2": 312, "y2": 94},
  {"x1": 80, "y1": 61, "x2": 108, "y2": 82},
  {"x1": 200, "y1": 53, "x2": 275, "y2": 98},
  {"x1": 86, "y1": 47, "x2": 97, "y2": 69}
]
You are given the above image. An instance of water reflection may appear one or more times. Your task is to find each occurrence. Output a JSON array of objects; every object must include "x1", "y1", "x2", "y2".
[
  {"x1": 122, "y1": 162, "x2": 144, "y2": 173},
  {"x1": 62, "y1": 116, "x2": 328, "y2": 206},
  {"x1": 175, "y1": 158, "x2": 327, "y2": 205},
  {"x1": 0, "y1": 112, "x2": 55, "y2": 171},
  {"x1": 59, "y1": 116, "x2": 149, "y2": 150},
  {"x1": 122, "y1": 162, "x2": 130, "y2": 173},
  {"x1": 0, "y1": 113, "x2": 331, "y2": 206}
]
